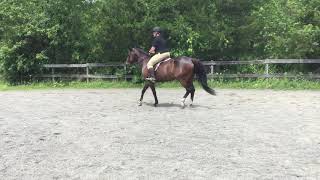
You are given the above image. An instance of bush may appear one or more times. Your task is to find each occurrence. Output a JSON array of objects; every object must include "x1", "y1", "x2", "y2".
[{"x1": 0, "y1": 33, "x2": 49, "y2": 84}]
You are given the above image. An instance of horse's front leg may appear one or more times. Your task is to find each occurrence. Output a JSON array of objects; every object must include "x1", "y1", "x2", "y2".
[
  {"x1": 150, "y1": 83, "x2": 158, "y2": 107},
  {"x1": 139, "y1": 83, "x2": 149, "y2": 106}
]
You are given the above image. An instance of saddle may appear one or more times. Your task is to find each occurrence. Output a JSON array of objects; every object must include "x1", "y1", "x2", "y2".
[{"x1": 154, "y1": 58, "x2": 173, "y2": 71}]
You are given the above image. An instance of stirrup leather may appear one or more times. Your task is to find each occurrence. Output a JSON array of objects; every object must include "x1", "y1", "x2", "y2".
[{"x1": 146, "y1": 77, "x2": 156, "y2": 82}]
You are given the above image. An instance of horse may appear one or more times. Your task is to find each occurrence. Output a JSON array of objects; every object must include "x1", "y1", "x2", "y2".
[{"x1": 126, "y1": 48, "x2": 216, "y2": 107}]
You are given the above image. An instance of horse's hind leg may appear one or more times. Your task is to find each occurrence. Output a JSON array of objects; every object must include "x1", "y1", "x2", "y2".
[
  {"x1": 139, "y1": 83, "x2": 149, "y2": 106},
  {"x1": 150, "y1": 83, "x2": 159, "y2": 107},
  {"x1": 181, "y1": 89, "x2": 190, "y2": 107},
  {"x1": 181, "y1": 85, "x2": 195, "y2": 107},
  {"x1": 179, "y1": 80, "x2": 190, "y2": 107},
  {"x1": 180, "y1": 80, "x2": 194, "y2": 107},
  {"x1": 189, "y1": 84, "x2": 195, "y2": 106}
]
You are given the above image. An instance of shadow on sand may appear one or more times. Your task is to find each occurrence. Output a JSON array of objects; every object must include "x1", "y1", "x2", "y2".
[{"x1": 144, "y1": 102, "x2": 213, "y2": 109}]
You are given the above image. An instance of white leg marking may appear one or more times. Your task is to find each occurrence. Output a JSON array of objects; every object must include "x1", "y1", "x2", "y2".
[{"x1": 181, "y1": 98, "x2": 186, "y2": 107}]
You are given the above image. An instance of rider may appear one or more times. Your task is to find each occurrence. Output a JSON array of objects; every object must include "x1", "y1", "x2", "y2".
[{"x1": 146, "y1": 27, "x2": 170, "y2": 82}]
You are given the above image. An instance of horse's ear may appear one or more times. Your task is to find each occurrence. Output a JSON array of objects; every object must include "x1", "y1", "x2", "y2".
[{"x1": 128, "y1": 47, "x2": 135, "y2": 52}]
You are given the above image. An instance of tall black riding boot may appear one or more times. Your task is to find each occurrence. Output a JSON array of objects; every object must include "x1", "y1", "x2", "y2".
[{"x1": 146, "y1": 68, "x2": 156, "y2": 83}]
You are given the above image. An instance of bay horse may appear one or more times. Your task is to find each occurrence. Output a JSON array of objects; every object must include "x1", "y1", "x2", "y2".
[{"x1": 126, "y1": 48, "x2": 216, "y2": 107}]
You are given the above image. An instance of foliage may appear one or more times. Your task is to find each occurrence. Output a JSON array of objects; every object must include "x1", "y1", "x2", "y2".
[{"x1": 0, "y1": 0, "x2": 319, "y2": 83}]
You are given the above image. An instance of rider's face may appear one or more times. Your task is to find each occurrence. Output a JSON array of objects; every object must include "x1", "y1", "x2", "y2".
[{"x1": 153, "y1": 32, "x2": 159, "y2": 37}]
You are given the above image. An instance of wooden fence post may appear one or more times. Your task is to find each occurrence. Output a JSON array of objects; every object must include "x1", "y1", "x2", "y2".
[
  {"x1": 265, "y1": 63, "x2": 269, "y2": 76},
  {"x1": 51, "y1": 68, "x2": 55, "y2": 82},
  {"x1": 86, "y1": 64, "x2": 89, "y2": 83},
  {"x1": 210, "y1": 60, "x2": 214, "y2": 74},
  {"x1": 124, "y1": 64, "x2": 127, "y2": 81}
]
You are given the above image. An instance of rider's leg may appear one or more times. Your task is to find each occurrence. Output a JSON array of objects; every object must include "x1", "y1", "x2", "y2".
[
  {"x1": 146, "y1": 52, "x2": 170, "y2": 82},
  {"x1": 146, "y1": 54, "x2": 160, "y2": 82},
  {"x1": 147, "y1": 68, "x2": 155, "y2": 80}
]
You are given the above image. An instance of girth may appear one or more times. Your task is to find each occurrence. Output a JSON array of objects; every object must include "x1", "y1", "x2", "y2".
[{"x1": 154, "y1": 58, "x2": 172, "y2": 71}]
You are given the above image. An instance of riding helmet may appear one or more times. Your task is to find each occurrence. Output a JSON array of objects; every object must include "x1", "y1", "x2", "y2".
[{"x1": 152, "y1": 27, "x2": 162, "y2": 33}]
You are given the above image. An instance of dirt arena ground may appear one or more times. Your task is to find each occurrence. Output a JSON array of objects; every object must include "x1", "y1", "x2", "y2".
[{"x1": 0, "y1": 88, "x2": 320, "y2": 180}]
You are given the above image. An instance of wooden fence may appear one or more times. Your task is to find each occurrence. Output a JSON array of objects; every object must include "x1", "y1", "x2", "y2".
[
  {"x1": 41, "y1": 59, "x2": 320, "y2": 81},
  {"x1": 203, "y1": 59, "x2": 320, "y2": 79},
  {"x1": 42, "y1": 63, "x2": 128, "y2": 82}
]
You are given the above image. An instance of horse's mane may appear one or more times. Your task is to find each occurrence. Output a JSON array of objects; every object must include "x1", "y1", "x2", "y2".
[{"x1": 134, "y1": 48, "x2": 150, "y2": 57}]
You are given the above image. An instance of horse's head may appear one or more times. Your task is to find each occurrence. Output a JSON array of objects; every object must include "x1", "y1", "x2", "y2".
[
  {"x1": 126, "y1": 48, "x2": 139, "y2": 64},
  {"x1": 126, "y1": 48, "x2": 150, "y2": 65}
]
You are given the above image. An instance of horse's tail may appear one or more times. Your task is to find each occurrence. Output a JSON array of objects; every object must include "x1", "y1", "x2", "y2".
[{"x1": 192, "y1": 59, "x2": 216, "y2": 95}]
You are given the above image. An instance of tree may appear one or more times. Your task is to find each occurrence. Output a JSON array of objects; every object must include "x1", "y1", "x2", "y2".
[{"x1": 0, "y1": 0, "x2": 319, "y2": 83}]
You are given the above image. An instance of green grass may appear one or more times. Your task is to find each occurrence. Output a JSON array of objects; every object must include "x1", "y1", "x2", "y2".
[
  {"x1": 0, "y1": 80, "x2": 141, "y2": 91},
  {"x1": 1, "y1": 79, "x2": 320, "y2": 91},
  {"x1": 208, "y1": 78, "x2": 320, "y2": 90}
]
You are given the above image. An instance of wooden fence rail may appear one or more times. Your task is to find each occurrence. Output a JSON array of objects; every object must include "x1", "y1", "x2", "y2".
[
  {"x1": 202, "y1": 59, "x2": 320, "y2": 79},
  {"x1": 42, "y1": 63, "x2": 128, "y2": 82},
  {"x1": 40, "y1": 59, "x2": 320, "y2": 81}
]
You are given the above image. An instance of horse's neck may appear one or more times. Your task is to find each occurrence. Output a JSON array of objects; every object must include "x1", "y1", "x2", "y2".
[
  {"x1": 139, "y1": 58, "x2": 148, "y2": 71},
  {"x1": 137, "y1": 53, "x2": 150, "y2": 69}
]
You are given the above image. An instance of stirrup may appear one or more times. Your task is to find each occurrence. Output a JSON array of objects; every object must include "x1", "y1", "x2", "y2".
[{"x1": 146, "y1": 77, "x2": 156, "y2": 83}]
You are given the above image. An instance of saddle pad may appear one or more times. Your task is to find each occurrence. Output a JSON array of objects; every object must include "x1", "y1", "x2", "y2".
[{"x1": 155, "y1": 58, "x2": 172, "y2": 71}]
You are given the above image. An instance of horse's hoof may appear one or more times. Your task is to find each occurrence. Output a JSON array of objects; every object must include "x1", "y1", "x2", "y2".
[
  {"x1": 138, "y1": 101, "x2": 142, "y2": 106},
  {"x1": 154, "y1": 101, "x2": 158, "y2": 107},
  {"x1": 181, "y1": 98, "x2": 186, "y2": 108}
]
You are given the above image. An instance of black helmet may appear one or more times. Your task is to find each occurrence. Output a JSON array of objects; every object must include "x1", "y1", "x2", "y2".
[{"x1": 152, "y1": 27, "x2": 162, "y2": 33}]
